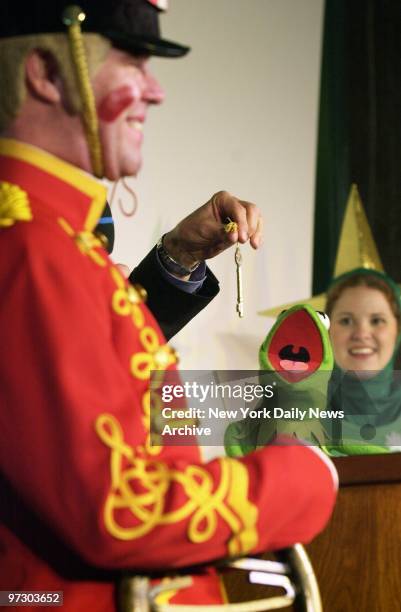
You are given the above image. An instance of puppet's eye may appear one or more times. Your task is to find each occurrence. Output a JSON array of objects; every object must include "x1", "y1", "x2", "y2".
[{"x1": 316, "y1": 311, "x2": 330, "y2": 330}]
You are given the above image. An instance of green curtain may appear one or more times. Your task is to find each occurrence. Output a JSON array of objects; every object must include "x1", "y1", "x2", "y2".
[{"x1": 312, "y1": 0, "x2": 401, "y2": 294}]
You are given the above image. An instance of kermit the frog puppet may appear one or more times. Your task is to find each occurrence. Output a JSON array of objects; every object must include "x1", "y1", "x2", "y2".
[{"x1": 225, "y1": 304, "x2": 389, "y2": 458}]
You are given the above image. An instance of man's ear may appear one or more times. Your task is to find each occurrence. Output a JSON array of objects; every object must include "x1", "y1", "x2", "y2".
[{"x1": 25, "y1": 49, "x2": 62, "y2": 104}]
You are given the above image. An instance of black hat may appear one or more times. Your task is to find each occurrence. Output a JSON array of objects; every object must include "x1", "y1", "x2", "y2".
[{"x1": 0, "y1": 0, "x2": 189, "y2": 58}]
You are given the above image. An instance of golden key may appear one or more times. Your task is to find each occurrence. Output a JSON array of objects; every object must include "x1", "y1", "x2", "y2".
[
  {"x1": 235, "y1": 244, "x2": 244, "y2": 317},
  {"x1": 223, "y1": 218, "x2": 244, "y2": 318}
]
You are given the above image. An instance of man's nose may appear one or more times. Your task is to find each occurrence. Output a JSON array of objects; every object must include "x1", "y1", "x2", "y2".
[{"x1": 143, "y1": 72, "x2": 165, "y2": 105}]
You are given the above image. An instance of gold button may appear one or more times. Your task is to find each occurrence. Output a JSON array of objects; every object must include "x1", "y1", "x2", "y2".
[
  {"x1": 153, "y1": 346, "x2": 179, "y2": 369},
  {"x1": 153, "y1": 346, "x2": 171, "y2": 369},
  {"x1": 62, "y1": 5, "x2": 86, "y2": 26},
  {"x1": 133, "y1": 284, "x2": 148, "y2": 303},
  {"x1": 75, "y1": 232, "x2": 93, "y2": 249},
  {"x1": 127, "y1": 286, "x2": 142, "y2": 305},
  {"x1": 94, "y1": 231, "x2": 109, "y2": 250}
]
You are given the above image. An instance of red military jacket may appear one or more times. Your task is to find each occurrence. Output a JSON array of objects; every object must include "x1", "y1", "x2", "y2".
[{"x1": 0, "y1": 138, "x2": 337, "y2": 611}]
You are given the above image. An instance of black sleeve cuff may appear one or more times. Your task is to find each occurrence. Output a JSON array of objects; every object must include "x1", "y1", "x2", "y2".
[{"x1": 129, "y1": 246, "x2": 220, "y2": 341}]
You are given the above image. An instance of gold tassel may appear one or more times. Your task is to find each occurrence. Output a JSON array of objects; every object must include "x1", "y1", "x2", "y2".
[{"x1": 62, "y1": 5, "x2": 104, "y2": 178}]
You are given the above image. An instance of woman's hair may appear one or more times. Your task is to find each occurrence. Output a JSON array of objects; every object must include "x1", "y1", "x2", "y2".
[{"x1": 326, "y1": 272, "x2": 401, "y2": 329}]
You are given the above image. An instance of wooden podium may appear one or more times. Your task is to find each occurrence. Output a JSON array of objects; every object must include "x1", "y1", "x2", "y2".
[
  {"x1": 223, "y1": 454, "x2": 401, "y2": 611},
  {"x1": 306, "y1": 453, "x2": 401, "y2": 611}
]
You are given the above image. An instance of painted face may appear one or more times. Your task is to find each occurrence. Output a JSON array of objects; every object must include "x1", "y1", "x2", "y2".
[
  {"x1": 329, "y1": 286, "x2": 398, "y2": 375},
  {"x1": 91, "y1": 48, "x2": 165, "y2": 180}
]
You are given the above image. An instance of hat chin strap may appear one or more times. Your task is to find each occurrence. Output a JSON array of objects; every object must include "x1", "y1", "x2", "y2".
[{"x1": 63, "y1": 5, "x2": 104, "y2": 178}]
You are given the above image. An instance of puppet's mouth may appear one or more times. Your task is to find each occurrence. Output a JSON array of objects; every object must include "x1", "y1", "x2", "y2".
[
  {"x1": 279, "y1": 345, "x2": 310, "y2": 371},
  {"x1": 266, "y1": 309, "x2": 324, "y2": 383}
]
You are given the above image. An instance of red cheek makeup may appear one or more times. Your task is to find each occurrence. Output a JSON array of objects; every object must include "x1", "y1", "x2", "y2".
[{"x1": 97, "y1": 85, "x2": 136, "y2": 122}]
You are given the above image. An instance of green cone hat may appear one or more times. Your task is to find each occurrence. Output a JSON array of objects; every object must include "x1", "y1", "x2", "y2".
[{"x1": 259, "y1": 184, "x2": 386, "y2": 317}]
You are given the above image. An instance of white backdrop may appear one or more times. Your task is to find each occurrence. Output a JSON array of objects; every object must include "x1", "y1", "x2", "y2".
[{"x1": 110, "y1": 0, "x2": 324, "y2": 370}]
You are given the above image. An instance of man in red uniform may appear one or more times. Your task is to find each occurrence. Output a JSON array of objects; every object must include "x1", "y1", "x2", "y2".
[{"x1": 0, "y1": 1, "x2": 337, "y2": 610}]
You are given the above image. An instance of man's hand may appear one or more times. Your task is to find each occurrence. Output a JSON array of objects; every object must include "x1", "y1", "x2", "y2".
[{"x1": 163, "y1": 191, "x2": 263, "y2": 272}]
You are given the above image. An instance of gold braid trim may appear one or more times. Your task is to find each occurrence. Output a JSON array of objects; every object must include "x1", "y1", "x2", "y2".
[
  {"x1": 58, "y1": 217, "x2": 107, "y2": 267},
  {"x1": 109, "y1": 266, "x2": 178, "y2": 456},
  {"x1": 95, "y1": 413, "x2": 258, "y2": 554},
  {"x1": 62, "y1": 6, "x2": 104, "y2": 178}
]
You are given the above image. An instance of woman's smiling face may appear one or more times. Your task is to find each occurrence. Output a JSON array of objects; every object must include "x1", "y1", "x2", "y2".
[{"x1": 329, "y1": 285, "x2": 398, "y2": 375}]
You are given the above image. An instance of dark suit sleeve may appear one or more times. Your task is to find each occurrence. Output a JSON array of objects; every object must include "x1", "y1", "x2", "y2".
[{"x1": 129, "y1": 246, "x2": 220, "y2": 341}]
